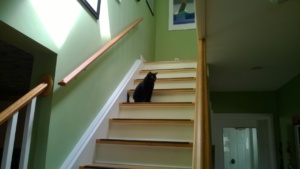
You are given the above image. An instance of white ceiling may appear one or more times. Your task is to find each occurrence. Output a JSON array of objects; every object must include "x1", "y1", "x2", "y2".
[{"x1": 201, "y1": 0, "x2": 300, "y2": 91}]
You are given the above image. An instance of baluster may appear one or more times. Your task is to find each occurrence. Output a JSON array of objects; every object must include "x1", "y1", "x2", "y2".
[
  {"x1": 1, "y1": 112, "x2": 19, "y2": 169},
  {"x1": 19, "y1": 97, "x2": 37, "y2": 169}
]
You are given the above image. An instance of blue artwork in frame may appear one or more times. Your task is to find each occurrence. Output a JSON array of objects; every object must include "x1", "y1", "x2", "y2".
[
  {"x1": 80, "y1": 0, "x2": 101, "y2": 19},
  {"x1": 169, "y1": 0, "x2": 196, "y2": 30}
]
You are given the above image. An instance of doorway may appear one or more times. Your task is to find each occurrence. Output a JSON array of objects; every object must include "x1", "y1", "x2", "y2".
[
  {"x1": 212, "y1": 113, "x2": 277, "y2": 169},
  {"x1": 0, "y1": 20, "x2": 57, "y2": 168}
]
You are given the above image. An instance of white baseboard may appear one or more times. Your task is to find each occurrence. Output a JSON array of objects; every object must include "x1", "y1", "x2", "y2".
[{"x1": 59, "y1": 60, "x2": 143, "y2": 169}]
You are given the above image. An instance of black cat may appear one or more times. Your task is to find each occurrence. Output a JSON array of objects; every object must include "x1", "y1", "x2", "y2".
[{"x1": 132, "y1": 72, "x2": 157, "y2": 102}]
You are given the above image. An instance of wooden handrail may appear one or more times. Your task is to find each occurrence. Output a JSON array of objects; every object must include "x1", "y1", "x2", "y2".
[
  {"x1": 0, "y1": 74, "x2": 53, "y2": 125},
  {"x1": 0, "y1": 83, "x2": 47, "y2": 125},
  {"x1": 58, "y1": 17, "x2": 144, "y2": 86},
  {"x1": 193, "y1": 39, "x2": 211, "y2": 169}
]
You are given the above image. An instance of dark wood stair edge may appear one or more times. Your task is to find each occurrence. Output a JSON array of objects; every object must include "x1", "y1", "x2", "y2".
[
  {"x1": 96, "y1": 139, "x2": 193, "y2": 147},
  {"x1": 127, "y1": 88, "x2": 195, "y2": 93},
  {"x1": 143, "y1": 60, "x2": 196, "y2": 64},
  {"x1": 120, "y1": 102, "x2": 194, "y2": 104},
  {"x1": 140, "y1": 68, "x2": 196, "y2": 73},
  {"x1": 110, "y1": 118, "x2": 194, "y2": 123},
  {"x1": 80, "y1": 163, "x2": 185, "y2": 169},
  {"x1": 119, "y1": 102, "x2": 195, "y2": 107},
  {"x1": 81, "y1": 165, "x2": 121, "y2": 169},
  {"x1": 134, "y1": 77, "x2": 196, "y2": 82}
]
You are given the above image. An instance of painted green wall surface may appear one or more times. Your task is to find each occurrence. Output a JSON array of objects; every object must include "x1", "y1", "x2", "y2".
[
  {"x1": 0, "y1": 0, "x2": 57, "y2": 52},
  {"x1": 210, "y1": 91, "x2": 283, "y2": 167},
  {"x1": 280, "y1": 117, "x2": 297, "y2": 169},
  {"x1": 210, "y1": 74, "x2": 300, "y2": 169},
  {"x1": 277, "y1": 74, "x2": 300, "y2": 169},
  {"x1": 155, "y1": 0, "x2": 197, "y2": 61},
  {"x1": 210, "y1": 92, "x2": 277, "y2": 114},
  {"x1": 277, "y1": 74, "x2": 300, "y2": 117},
  {"x1": 0, "y1": 0, "x2": 155, "y2": 169}
]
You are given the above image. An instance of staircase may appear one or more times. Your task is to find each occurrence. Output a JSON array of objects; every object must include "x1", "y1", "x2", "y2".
[{"x1": 80, "y1": 60, "x2": 197, "y2": 169}]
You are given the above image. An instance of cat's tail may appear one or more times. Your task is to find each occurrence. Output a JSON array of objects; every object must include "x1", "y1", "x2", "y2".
[{"x1": 127, "y1": 93, "x2": 130, "y2": 103}]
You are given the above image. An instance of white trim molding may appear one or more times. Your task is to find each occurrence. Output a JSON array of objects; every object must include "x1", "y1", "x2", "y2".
[{"x1": 59, "y1": 60, "x2": 143, "y2": 169}]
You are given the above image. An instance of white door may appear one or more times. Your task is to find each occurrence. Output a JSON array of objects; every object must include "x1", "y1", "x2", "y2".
[
  {"x1": 223, "y1": 128, "x2": 258, "y2": 169},
  {"x1": 212, "y1": 113, "x2": 276, "y2": 169}
]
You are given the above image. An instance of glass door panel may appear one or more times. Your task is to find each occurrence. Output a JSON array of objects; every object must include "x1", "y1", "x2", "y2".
[{"x1": 223, "y1": 128, "x2": 258, "y2": 169}]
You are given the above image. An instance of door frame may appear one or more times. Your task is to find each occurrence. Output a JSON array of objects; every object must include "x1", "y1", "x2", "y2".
[{"x1": 212, "y1": 113, "x2": 277, "y2": 169}]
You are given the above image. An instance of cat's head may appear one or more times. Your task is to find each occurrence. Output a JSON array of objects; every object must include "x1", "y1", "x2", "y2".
[{"x1": 145, "y1": 72, "x2": 157, "y2": 82}]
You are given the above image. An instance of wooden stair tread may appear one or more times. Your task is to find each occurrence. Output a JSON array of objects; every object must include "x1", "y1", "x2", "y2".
[
  {"x1": 127, "y1": 88, "x2": 195, "y2": 93},
  {"x1": 119, "y1": 102, "x2": 195, "y2": 107},
  {"x1": 80, "y1": 163, "x2": 184, "y2": 169},
  {"x1": 96, "y1": 139, "x2": 193, "y2": 147},
  {"x1": 134, "y1": 77, "x2": 196, "y2": 82},
  {"x1": 144, "y1": 60, "x2": 196, "y2": 64},
  {"x1": 140, "y1": 68, "x2": 196, "y2": 73},
  {"x1": 110, "y1": 118, "x2": 194, "y2": 124}
]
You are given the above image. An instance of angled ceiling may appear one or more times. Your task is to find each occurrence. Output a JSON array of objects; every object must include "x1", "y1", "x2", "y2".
[{"x1": 198, "y1": 0, "x2": 300, "y2": 91}]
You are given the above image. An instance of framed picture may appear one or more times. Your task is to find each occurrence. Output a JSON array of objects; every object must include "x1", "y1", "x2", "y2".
[
  {"x1": 168, "y1": 0, "x2": 196, "y2": 31},
  {"x1": 80, "y1": 0, "x2": 101, "y2": 19},
  {"x1": 146, "y1": 0, "x2": 154, "y2": 16}
]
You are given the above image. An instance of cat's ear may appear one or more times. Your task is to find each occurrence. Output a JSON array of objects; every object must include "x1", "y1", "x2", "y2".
[{"x1": 153, "y1": 72, "x2": 158, "y2": 75}]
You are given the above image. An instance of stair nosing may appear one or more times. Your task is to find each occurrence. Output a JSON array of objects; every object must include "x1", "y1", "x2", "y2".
[
  {"x1": 119, "y1": 102, "x2": 195, "y2": 107},
  {"x1": 143, "y1": 60, "x2": 196, "y2": 64},
  {"x1": 127, "y1": 88, "x2": 196, "y2": 93},
  {"x1": 140, "y1": 68, "x2": 196, "y2": 73},
  {"x1": 96, "y1": 139, "x2": 193, "y2": 147},
  {"x1": 109, "y1": 118, "x2": 194, "y2": 124},
  {"x1": 134, "y1": 77, "x2": 196, "y2": 82},
  {"x1": 81, "y1": 163, "x2": 187, "y2": 169}
]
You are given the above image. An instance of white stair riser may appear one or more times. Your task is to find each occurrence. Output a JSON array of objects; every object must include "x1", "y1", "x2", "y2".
[
  {"x1": 108, "y1": 123, "x2": 194, "y2": 142},
  {"x1": 138, "y1": 71, "x2": 196, "y2": 79},
  {"x1": 134, "y1": 81, "x2": 196, "y2": 89},
  {"x1": 95, "y1": 144, "x2": 192, "y2": 168},
  {"x1": 143, "y1": 62, "x2": 197, "y2": 70},
  {"x1": 128, "y1": 92, "x2": 195, "y2": 102},
  {"x1": 118, "y1": 106, "x2": 194, "y2": 119}
]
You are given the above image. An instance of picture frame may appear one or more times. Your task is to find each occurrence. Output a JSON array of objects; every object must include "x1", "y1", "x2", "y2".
[
  {"x1": 80, "y1": 0, "x2": 101, "y2": 19},
  {"x1": 146, "y1": 0, "x2": 154, "y2": 16},
  {"x1": 168, "y1": 0, "x2": 196, "y2": 31}
]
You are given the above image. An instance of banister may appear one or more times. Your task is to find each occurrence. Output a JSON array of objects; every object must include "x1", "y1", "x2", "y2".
[
  {"x1": 58, "y1": 17, "x2": 144, "y2": 86},
  {"x1": 193, "y1": 39, "x2": 211, "y2": 169},
  {"x1": 0, "y1": 74, "x2": 53, "y2": 125}
]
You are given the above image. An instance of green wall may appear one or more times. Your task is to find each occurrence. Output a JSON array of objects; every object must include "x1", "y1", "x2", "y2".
[
  {"x1": 210, "y1": 91, "x2": 282, "y2": 166},
  {"x1": 277, "y1": 74, "x2": 300, "y2": 117},
  {"x1": 277, "y1": 74, "x2": 300, "y2": 169},
  {"x1": 0, "y1": 1, "x2": 155, "y2": 169},
  {"x1": 210, "y1": 74, "x2": 300, "y2": 169},
  {"x1": 155, "y1": 0, "x2": 198, "y2": 61},
  {"x1": 210, "y1": 92, "x2": 277, "y2": 114}
]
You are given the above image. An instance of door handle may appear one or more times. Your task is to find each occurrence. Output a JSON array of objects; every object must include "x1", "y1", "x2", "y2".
[{"x1": 231, "y1": 159, "x2": 236, "y2": 164}]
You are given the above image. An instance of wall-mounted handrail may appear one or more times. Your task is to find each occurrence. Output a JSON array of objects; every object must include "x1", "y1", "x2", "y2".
[
  {"x1": 192, "y1": 39, "x2": 211, "y2": 169},
  {"x1": 58, "y1": 17, "x2": 144, "y2": 86}
]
